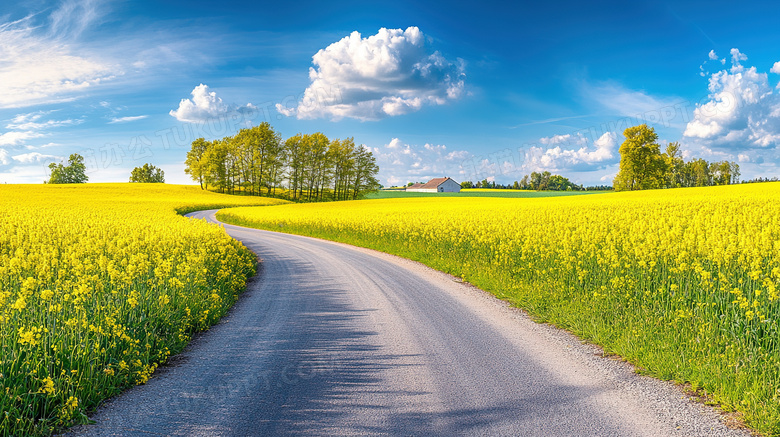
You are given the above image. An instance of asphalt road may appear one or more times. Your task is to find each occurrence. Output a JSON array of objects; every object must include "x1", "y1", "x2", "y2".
[{"x1": 68, "y1": 210, "x2": 749, "y2": 436}]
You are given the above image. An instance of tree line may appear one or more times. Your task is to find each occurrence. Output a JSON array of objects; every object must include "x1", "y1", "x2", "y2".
[
  {"x1": 614, "y1": 124, "x2": 739, "y2": 191},
  {"x1": 460, "y1": 173, "x2": 600, "y2": 191},
  {"x1": 184, "y1": 122, "x2": 380, "y2": 201}
]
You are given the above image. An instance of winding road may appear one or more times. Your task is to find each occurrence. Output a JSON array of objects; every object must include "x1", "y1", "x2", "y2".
[{"x1": 69, "y1": 210, "x2": 748, "y2": 436}]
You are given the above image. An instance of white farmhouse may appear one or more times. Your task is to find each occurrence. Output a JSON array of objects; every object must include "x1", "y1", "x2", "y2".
[{"x1": 406, "y1": 177, "x2": 461, "y2": 193}]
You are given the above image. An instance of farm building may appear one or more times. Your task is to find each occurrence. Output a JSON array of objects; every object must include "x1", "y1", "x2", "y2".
[{"x1": 406, "y1": 177, "x2": 461, "y2": 193}]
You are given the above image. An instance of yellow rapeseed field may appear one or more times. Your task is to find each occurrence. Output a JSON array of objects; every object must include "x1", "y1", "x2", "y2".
[
  {"x1": 0, "y1": 184, "x2": 287, "y2": 435},
  {"x1": 219, "y1": 183, "x2": 780, "y2": 435}
]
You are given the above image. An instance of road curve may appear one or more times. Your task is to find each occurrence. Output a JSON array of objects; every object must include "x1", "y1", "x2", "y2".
[{"x1": 68, "y1": 209, "x2": 748, "y2": 436}]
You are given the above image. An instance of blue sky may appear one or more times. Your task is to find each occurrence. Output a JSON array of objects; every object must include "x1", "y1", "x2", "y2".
[{"x1": 1, "y1": 0, "x2": 779, "y2": 186}]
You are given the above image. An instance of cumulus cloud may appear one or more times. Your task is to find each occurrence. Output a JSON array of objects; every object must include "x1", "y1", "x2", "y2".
[
  {"x1": 708, "y1": 50, "x2": 718, "y2": 61},
  {"x1": 683, "y1": 49, "x2": 780, "y2": 149},
  {"x1": 522, "y1": 132, "x2": 618, "y2": 172},
  {"x1": 771, "y1": 62, "x2": 780, "y2": 75},
  {"x1": 277, "y1": 27, "x2": 465, "y2": 121},
  {"x1": 730, "y1": 48, "x2": 748, "y2": 66},
  {"x1": 372, "y1": 138, "x2": 472, "y2": 185},
  {"x1": 0, "y1": 3, "x2": 117, "y2": 108},
  {"x1": 170, "y1": 84, "x2": 256, "y2": 123}
]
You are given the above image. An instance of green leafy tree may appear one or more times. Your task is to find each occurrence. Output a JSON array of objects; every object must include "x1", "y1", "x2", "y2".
[
  {"x1": 184, "y1": 138, "x2": 210, "y2": 189},
  {"x1": 351, "y1": 145, "x2": 380, "y2": 199},
  {"x1": 689, "y1": 158, "x2": 711, "y2": 187},
  {"x1": 330, "y1": 138, "x2": 358, "y2": 201},
  {"x1": 613, "y1": 124, "x2": 667, "y2": 191},
  {"x1": 284, "y1": 134, "x2": 305, "y2": 199},
  {"x1": 47, "y1": 154, "x2": 88, "y2": 184},
  {"x1": 129, "y1": 163, "x2": 165, "y2": 183},
  {"x1": 519, "y1": 175, "x2": 530, "y2": 189},
  {"x1": 663, "y1": 142, "x2": 685, "y2": 188}
]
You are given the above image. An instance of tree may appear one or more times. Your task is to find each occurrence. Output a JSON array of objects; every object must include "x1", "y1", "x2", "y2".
[
  {"x1": 48, "y1": 154, "x2": 88, "y2": 184},
  {"x1": 663, "y1": 142, "x2": 685, "y2": 188},
  {"x1": 351, "y1": 145, "x2": 380, "y2": 199},
  {"x1": 613, "y1": 124, "x2": 667, "y2": 191},
  {"x1": 730, "y1": 161, "x2": 741, "y2": 184},
  {"x1": 330, "y1": 138, "x2": 357, "y2": 201},
  {"x1": 185, "y1": 138, "x2": 209, "y2": 189},
  {"x1": 689, "y1": 158, "x2": 711, "y2": 187},
  {"x1": 130, "y1": 163, "x2": 165, "y2": 183},
  {"x1": 519, "y1": 175, "x2": 530, "y2": 189}
]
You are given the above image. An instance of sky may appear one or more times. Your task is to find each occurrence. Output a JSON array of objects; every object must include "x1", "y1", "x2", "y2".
[{"x1": 1, "y1": 0, "x2": 780, "y2": 187}]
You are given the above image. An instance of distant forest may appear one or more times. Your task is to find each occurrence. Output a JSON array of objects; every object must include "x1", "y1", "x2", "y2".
[{"x1": 459, "y1": 173, "x2": 608, "y2": 191}]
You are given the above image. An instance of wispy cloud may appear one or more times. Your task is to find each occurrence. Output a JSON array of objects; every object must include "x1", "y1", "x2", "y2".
[
  {"x1": 11, "y1": 152, "x2": 63, "y2": 164},
  {"x1": 48, "y1": 0, "x2": 105, "y2": 38},
  {"x1": 509, "y1": 114, "x2": 594, "y2": 128},
  {"x1": 0, "y1": 111, "x2": 78, "y2": 149},
  {"x1": 0, "y1": 131, "x2": 45, "y2": 146},
  {"x1": 108, "y1": 115, "x2": 148, "y2": 124},
  {"x1": 6, "y1": 111, "x2": 79, "y2": 130},
  {"x1": 581, "y1": 81, "x2": 682, "y2": 120},
  {"x1": 0, "y1": 2, "x2": 118, "y2": 108}
]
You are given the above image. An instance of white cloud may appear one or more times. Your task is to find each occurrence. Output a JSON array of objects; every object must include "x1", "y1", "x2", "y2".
[
  {"x1": 539, "y1": 134, "x2": 588, "y2": 147},
  {"x1": 6, "y1": 111, "x2": 78, "y2": 130},
  {"x1": 49, "y1": 0, "x2": 104, "y2": 38},
  {"x1": 11, "y1": 152, "x2": 62, "y2": 164},
  {"x1": 109, "y1": 115, "x2": 148, "y2": 124},
  {"x1": 708, "y1": 50, "x2": 718, "y2": 61},
  {"x1": 372, "y1": 138, "x2": 471, "y2": 185},
  {"x1": 683, "y1": 49, "x2": 780, "y2": 149},
  {"x1": 0, "y1": 4, "x2": 117, "y2": 108},
  {"x1": 771, "y1": 62, "x2": 780, "y2": 75},
  {"x1": 1, "y1": 111, "x2": 78, "y2": 152},
  {"x1": 170, "y1": 84, "x2": 256, "y2": 123},
  {"x1": 0, "y1": 131, "x2": 45, "y2": 146},
  {"x1": 0, "y1": 149, "x2": 9, "y2": 165},
  {"x1": 277, "y1": 27, "x2": 465, "y2": 121},
  {"x1": 522, "y1": 132, "x2": 618, "y2": 172},
  {"x1": 730, "y1": 48, "x2": 748, "y2": 68}
]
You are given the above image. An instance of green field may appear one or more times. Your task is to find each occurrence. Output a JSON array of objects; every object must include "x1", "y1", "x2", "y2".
[{"x1": 366, "y1": 188, "x2": 610, "y2": 199}]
